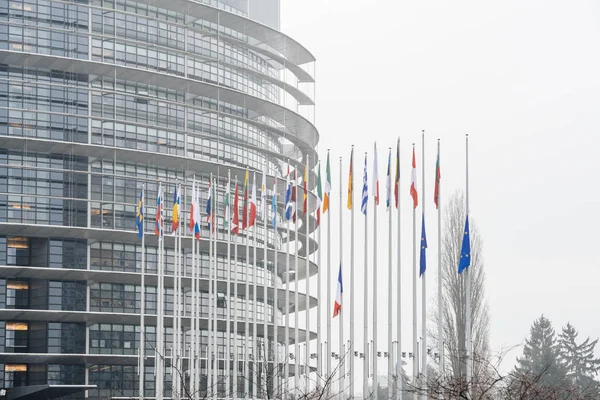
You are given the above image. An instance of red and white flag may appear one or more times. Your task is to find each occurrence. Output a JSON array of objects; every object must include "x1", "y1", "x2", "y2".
[
  {"x1": 410, "y1": 147, "x2": 418, "y2": 208},
  {"x1": 333, "y1": 264, "x2": 343, "y2": 318}
]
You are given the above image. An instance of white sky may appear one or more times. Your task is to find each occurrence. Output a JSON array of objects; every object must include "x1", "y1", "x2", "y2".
[{"x1": 280, "y1": 0, "x2": 600, "y2": 385}]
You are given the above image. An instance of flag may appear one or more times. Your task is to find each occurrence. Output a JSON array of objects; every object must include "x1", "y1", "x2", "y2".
[
  {"x1": 291, "y1": 170, "x2": 297, "y2": 222},
  {"x1": 361, "y1": 154, "x2": 368, "y2": 215},
  {"x1": 205, "y1": 178, "x2": 214, "y2": 232},
  {"x1": 323, "y1": 152, "x2": 331, "y2": 213},
  {"x1": 386, "y1": 149, "x2": 391, "y2": 210},
  {"x1": 410, "y1": 147, "x2": 418, "y2": 208},
  {"x1": 242, "y1": 169, "x2": 249, "y2": 230},
  {"x1": 434, "y1": 151, "x2": 441, "y2": 209},
  {"x1": 260, "y1": 168, "x2": 267, "y2": 220},
  {"x1": 271, "y1": 175, "x2": 277, "y2": 228},
  {"x1": 189, "y1": 180, "x2": 195, "y2": 233},
  {"x1": 136, "y1": 189, "x2": 144, "y2": 239},
  {"x1": 458, "y1": 216, "x2": 471, "y2": 274},
  {"x1": 285, "y1": 172, "x2": 293, "y2": 221},
  {"x1": 171, "y1": 184, "x2": 179, "y2": 232},
  {"x1": 224, "y1": 177, "x2": 230, "y2": 229},
  {"x1": 333, "y1": 264, "x2": 343, "y2": 318},
  {"x1": 347, "y1": 148, "x2": 353, "y2": 210},
  {"x1": 394, "y1": 139, "x2": 400, "y2": 208},
  {"x1": 154, "y1": 183, "x2": 163, "y2": 237},
  {"x1": 316, "y1": 162, "x2": 322, "y2": 226},
  {"x1": 248, "y1": 172, "x2": 257, "y2": 228},
  {"x1": 193, "y1": 184, "x2": 201, "y2": 240},
  {"x1": 232, "y1": 180, "x2": 240, "y2": 235},
  {"x1": 372, "y1": 143, "x2": 379, "y2": 205},
  {"x1": 303, "y1": 162, "x2": 308, "y2": 215},
  {"x1": 419, "y1": 213, "x2": 427, "y2": 277}
]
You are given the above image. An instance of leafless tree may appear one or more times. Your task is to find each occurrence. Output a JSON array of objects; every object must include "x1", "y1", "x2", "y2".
[{"x1": 431, "y1": 191, "x2": 491, "y2": 392}]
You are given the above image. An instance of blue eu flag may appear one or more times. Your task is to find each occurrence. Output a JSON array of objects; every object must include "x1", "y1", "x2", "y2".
[
  {"x1": 458, "y1": 216, "x2": 471, "y2": 274},
  {"x1": 419, "y1": 213, "x2": 427, "y2": 277}
]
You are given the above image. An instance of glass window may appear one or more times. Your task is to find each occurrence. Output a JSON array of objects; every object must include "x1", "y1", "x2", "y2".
[
  {"x1": 5, "y1": 280, "x2": 29, "y2": 309},
  {"x1": 4, "y1": 364, "x2": 27, "y2": 388},
  {"x1": 5, "y1": 322, "x2": 28, "y2": 349}
]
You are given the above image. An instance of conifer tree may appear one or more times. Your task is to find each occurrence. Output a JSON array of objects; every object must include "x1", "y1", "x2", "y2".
[
  {"x1": 558, "y1": 322, "x2": 600, "y2": 395},
  {"x1": 515, "y1": 315, "x2": 567, "y2": 388}
]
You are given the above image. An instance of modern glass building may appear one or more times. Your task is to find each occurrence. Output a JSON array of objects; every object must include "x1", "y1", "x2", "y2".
[{"x1": 0, "y1": 0, "x2": 318, "y2": 398}]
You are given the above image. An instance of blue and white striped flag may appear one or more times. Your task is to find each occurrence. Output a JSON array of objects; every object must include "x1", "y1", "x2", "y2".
[{"x1": 361, "y1": 154, "x2": 368, "y2": 215}]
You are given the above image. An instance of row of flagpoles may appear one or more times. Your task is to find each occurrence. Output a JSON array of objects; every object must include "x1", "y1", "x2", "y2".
[{"x1": 130, "y1": 132, "x2": 472, "y2": 399}]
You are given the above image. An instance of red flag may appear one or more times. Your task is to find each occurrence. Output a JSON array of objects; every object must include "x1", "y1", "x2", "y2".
[
  {"x1": 242, "y1": 169, "x2": 249, "y2": 230},
  {"x1": 434, "y1": 152, "x2": 441, "y2": 209},
  {"x1": 410, "y1": 147, "x2": 418, "y2": 208},
  {"x1": 303, "y1": 163, "x2": 308, "y2": 214},
  {"x1": 232, "y1": 181, "x2": 239, "y2": 235}
]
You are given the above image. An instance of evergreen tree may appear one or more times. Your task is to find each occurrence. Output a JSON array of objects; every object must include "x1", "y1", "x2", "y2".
[
  {"x1": 515, "y1": 315, "x2": 567, "y2": 388},
  {"x1": 558, "y1": 322, "x2": 600, "y2": 395}
]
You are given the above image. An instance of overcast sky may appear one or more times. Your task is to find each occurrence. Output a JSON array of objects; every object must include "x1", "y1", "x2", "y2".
[{"x1": 280, "y1": 0, "x2": 600, "y2": 384}]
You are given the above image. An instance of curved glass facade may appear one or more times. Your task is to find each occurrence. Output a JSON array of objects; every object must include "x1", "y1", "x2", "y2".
[{"x1": 0, "y1": 0, "x2": 318, "y2": 398}]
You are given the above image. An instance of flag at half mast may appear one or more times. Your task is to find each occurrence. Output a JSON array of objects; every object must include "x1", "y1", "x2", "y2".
[
  {"x1": 333, "y1": 264, "x2": 343, "y2": 318},
  {"x1": 458, "y1": 216, "x2": 471, "y2": 274},
  {"x1": 410, "y1": 146, "x2": 418, "y2": 209},
  {"x1": 347, "y1": 148, "x2": 353, "y2": 210},
  {"x1": 323, "y1": 151, "x2": 331, "y2": 213},
  {"x1": 136, "y1": 189, "x2": 144, "y2": 239},
  {"x1": 171, "y1": 184, "x2": 179, "y2": 232},
  {"x1": 361, "y1": 153, "x2": 368, "y2": 215}
]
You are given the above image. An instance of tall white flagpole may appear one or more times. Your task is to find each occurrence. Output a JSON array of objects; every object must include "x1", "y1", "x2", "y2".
[
  {"x1": 326, "y1": 152, "x2": 332, "y2": 389},
  {"x1": 373, "y1": 143, "x2": 379, "y2": 400},
  {"x1": 215, "y1": 175, "x2": 220, "y2": 400},
  {"x1": 421, "y1": 131, "x2": 428, "y2": 393},
  {"x1": 226, "y1": 171, "x2": 232, "y2": 400},
  {"x1": 139, "y1": 185, "x2": 146, "y2": 399},
  {"x1": 173, "y1": 183, "x2": 180, "y2": 398},
  {"x1": 190, "y1": 179, "x2": 197, "y2": 400},
  {"x1": 157, "y1": 182, "x2": 165, "y2": 399},
  {"x1": 233, "y1": 176, "x2": 239, "y2": 400},
  {"x1": 294, "y1": 169, "x2": 300, "y2": 398},
  {"x1": 387, "y1": 148, "x2": 393, "y2": 400},
  {"x1": 349, "y1": 146, "x2": 355, "y2": 400},
  {"x1": 317, "y1": 160, "x2": 322, "y2": 385},
  {"x1": 465, "y1": 134, "x2": 472, "y2": 394},
  {"x1": 272, "y1": 172, "x2": 279, "y2": 398},
  {"x1": 396, "y1": 139, "x2": 402, "y2": 400},
  {"x1": 244, "y1": 170, "x2": 251, "y2": 400},
  {"x1": 436, "y1": 140, "x2": 444, "y2": 385},
  {"x1": 305, "y1": 155, "x2": 311, "y2": 390},
  {"x1": 411, "y1": 144, "x2": 418, "y2": 387},
  {"x1": 362, "y1": 152, "x2": 369, "y2": 399},
  {"x1": 207, "y1": 175, "x2": 214, "y2": 398},
  {"x1": 284, "y1": 166, "x2": 291, "y2": 395},
  {"x1": 262, "y1": 165, "x2": 269, "y2": 398},
  {"x1": 338, "y1": 156, "x2": 345, "y2": 397},
  {"x1": 252, "y1": 172, "x2": 259, "y2": 400}
]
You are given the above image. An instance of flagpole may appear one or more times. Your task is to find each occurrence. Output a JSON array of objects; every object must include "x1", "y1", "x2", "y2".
[
  {"x1": 387, "y1": 148, "x2": 393, "y2": 400},
  {"x1": 174, "y1": 183, "x2": 180, "y2": 398},
  {"x1": 338, "y1": 156, "x2": 345, "y2": 398},
  {"x1": 293, "y1": 168, "x2": 301, "y2": 397},
  {"x1": 157, "y1": 182, "x2": 165, "y2": 399},
  {"x1": 207, "y1": 175, "x2": 214, "y2": 399},
  {"x1": 225, "y1": 171, "x2": 232, "y2": 400},
  {"x1": 373, "y1": 143, "x2": 379, "y2": 400},
  {"x1": 305, "y1": 155, "x2": 311, "y2": 390},
  {"x1": 411, "y1": 144, "x2": 418, "y2": 387},
  {"x1": 139, "y1": 185, "x2": 146, "y2": 399},
  {"x1": 252, "y1": 172, "x2": 259, "y2": 400},
  {"x1": 316, "y1": 161, "x2": 322, "y2": 385},
  {"x1": 437, "y1": 140, "x2": 444, "y2": 386},
  {"x1": 263, "y1": 165, "x2": 269, "y2": 398},
  {"x1": 284, "y1": 166, "x2": 291, "y2": 396},
  {"x1": 244, "y1": 169, "x2": 251, "y2": 400},
  {"x1": 214, "y1": 175, "x2": 219, "y2": 400},
  {"x1": 349, "y1": 146, "x2": 355, "y2": 400},
  {"x1": 233, "y1": 176, "x2": 239, "y2": 400},
  {"x1": 421, "y1": 131, "x2": 427, "y2": 394},
  {"x1": 363, "y1": 152, "x2": 369, "y2": 399},
  {"x1": 190, "y1": 179, "x2": 197, "y2": 400},
  {"x1": 465, "y1": 134, "x2": 472, "y2": 395},
  {"x1": 396, "y1": 139, "x2": 403, "y2": 400},
  {"x1": 326, "y1": 152, "x2": 332, "y2": 390},
  {"x1": 272, "y1": 172, "x2": 279, "y2": 399}
]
